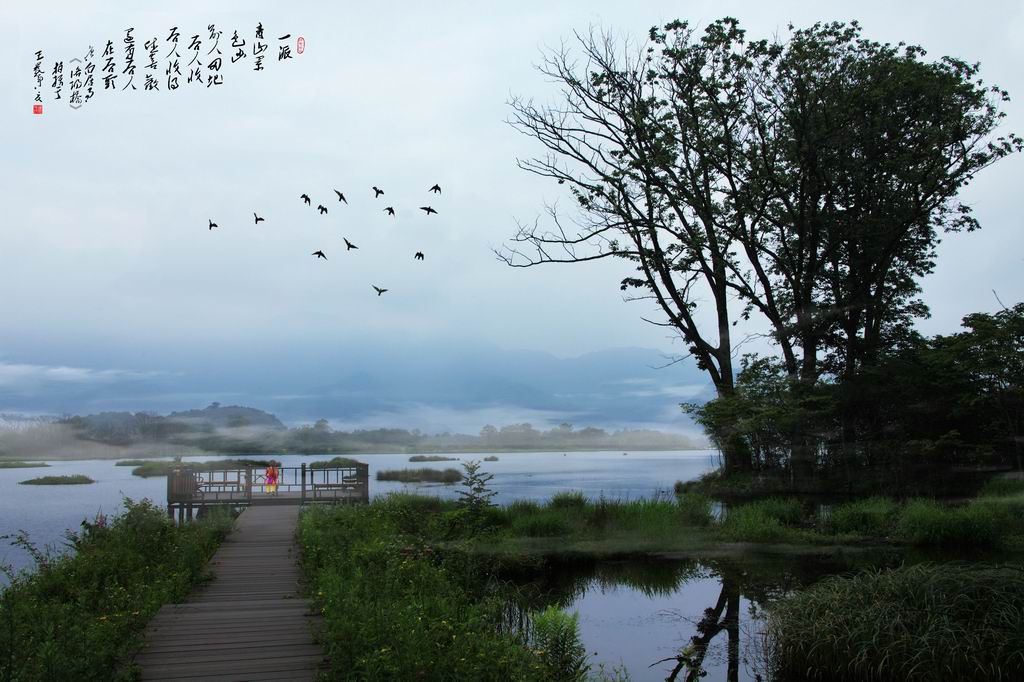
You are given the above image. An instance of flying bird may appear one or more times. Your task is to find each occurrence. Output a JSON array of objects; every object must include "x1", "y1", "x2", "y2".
[
  {"x1": 429, "y1": 184, "x2": 441, "y2": 193},
  {"x1": 384, "y1": 206, "x2": 395, "y2": 216},
  {"x1": 419, "y1": 206, "x2": 437, "y2": 215},
  {"x1": 414, "y1": 251, "x2": 425, "y2": 260},
  {"x1": 208, "y1": 219, "x2": 217, "y2": 230},
  {"x1": 344, "y1": 238, "x2": 358, "y2": 251},
  {"x1": 372, "y1": 186, "x2": 384, "y2": 198},
  {"x1": 312, "y1": 250, "x2": 327, "y2": 260},
  {"x1": 317, "y1": 204, "x2": 328, "y2": 215},
  {"x1": 300, "y1": 193, "x2": 311, "y2": 205},
  {"x1": 334, "y1": 190, "x2": 347, "y2": 204},
  {"x1": 254, "y1": 212, "x2": 264, "y2": 224},
  {"x1": 372, "y1": 285, "x2": 388, "y2": 296}
]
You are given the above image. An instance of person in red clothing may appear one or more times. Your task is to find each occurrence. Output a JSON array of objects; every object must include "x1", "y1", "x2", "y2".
[{"x1": 265, "y1": 463, "x2": 279, "y2": 495}]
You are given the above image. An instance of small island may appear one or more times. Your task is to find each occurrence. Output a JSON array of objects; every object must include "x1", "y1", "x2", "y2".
[
  {"x1": 408, "y1": 455, "x2": 459, "y2": 462},
  {"x1": 19, "y1": 474, "x2": 95, "y2": 485},
  {"x1": 376, "y1": 468, "x2": 462, "y2": 484},
  {"x1": 0, "y1": 461, "x2": 50, "y2": 469}
]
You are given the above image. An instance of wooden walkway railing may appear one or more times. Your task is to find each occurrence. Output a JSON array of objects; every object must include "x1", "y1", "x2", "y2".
[{"x1": 167, "y1": 463, "x2": 368, "y2": 522}]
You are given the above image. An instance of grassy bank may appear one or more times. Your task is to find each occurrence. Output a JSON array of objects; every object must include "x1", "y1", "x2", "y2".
[
  {"x1": 0, "y1": 499, "x2": 233, "y2": 681},
  {"x1": 767, "y1": 563, "x2": 1024, "y2": 681},
  {"x1": 129, "y1": 458, "x2": 275, "y2": 478},
  {"x1": 376, "y1": 468, "x2": 462, "y2": 484},
  {"x1": 298, "y1": 499, "x2": 583, "y2": 681},
  {"x1": 0, "y1": 461, "x2": 49, "y2": 469},
  {"x1": 19, "y1": 474, "x2": 94, "y2": 485}
]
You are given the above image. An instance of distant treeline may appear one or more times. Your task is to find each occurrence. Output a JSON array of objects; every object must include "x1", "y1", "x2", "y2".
[{"x1": 56, "y1": 405, "x2": 700, "y2": 454}]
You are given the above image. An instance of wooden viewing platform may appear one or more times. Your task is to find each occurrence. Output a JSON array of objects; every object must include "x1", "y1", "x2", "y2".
[
  {"x1": 135, "y1": 505, "x2": 327, "y2": 680},
  {"x1": 167, "y1": 463, "x2": 369, "y2": 522},
  {"x1": 132, "y1": 465, "x2": 369, "y2": 679}
]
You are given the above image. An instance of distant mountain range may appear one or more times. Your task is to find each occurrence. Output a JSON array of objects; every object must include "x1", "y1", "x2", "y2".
[{"x1": 52, "y1": 402, "x2": 704, "y2": 454}]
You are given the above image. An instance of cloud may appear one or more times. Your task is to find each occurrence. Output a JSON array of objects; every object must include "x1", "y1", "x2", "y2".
[{"x1": 0, "y1": 361, "x2": 164, "y2": 388}]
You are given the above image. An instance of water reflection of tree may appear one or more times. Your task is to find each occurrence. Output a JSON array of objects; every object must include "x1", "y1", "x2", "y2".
[{"x1": 657, "y1": 572, "x2": 740, "y2": 682}]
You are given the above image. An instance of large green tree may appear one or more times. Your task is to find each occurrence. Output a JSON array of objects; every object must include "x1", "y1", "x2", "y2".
[{"x1": 502, "y1": 18, "x2": 1019, "y2": 477}]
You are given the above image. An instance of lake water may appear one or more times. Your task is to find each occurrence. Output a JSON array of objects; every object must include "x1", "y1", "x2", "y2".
[{"x1": 0, "y1": 450, "x2": 718, "y2": 572}]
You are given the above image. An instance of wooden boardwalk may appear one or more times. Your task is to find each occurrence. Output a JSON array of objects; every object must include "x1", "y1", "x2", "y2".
[{"x1": 134, "y1": 505, "x2": 326, "y2": 681}]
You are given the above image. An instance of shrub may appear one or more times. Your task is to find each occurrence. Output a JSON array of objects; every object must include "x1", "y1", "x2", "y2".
[
  {"x1": 507, "y1": 499, "x2": 541, "y2": 517},
  {"x1": 768, "y1": 563, "x2": 1024, "y2": 681},
  {"x1": 0, "y1": 498, "x2": 231, "y2": 681},
  {"x1": 529, "y1": 606, "x2": 590, "y2": 681},
  {"x1": 549, "y1": 491, "x2": 587, "y2": 509},
  {"x1": 376, "y1": 468, "x2": 462, "y2": 484},
  {"x1": 309, "y1": 456, "x2": 364, "y2": 468},
  {"x1": 897, "y1": 499, "x2": 1012, "y2": 548},
  {"x1": 819, "y1": 497, "x2": 899, "y2": 536}
]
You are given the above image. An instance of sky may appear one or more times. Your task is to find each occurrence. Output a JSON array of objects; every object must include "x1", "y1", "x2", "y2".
[{"x1": 0, "y1": 1, "x2": 1021, "y2": 435}]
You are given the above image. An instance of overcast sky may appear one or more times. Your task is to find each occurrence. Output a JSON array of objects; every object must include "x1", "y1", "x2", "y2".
[{"x1": 0, "y1": 1, "x2": 1021, "y2": 432}]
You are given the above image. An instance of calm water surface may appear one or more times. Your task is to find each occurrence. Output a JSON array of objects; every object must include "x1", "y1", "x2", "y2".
[{"x1": 0, "y1": 450, "x2": 717, "y2": 571}]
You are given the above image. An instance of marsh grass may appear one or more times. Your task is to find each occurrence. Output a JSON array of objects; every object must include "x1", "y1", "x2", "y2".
[
  {"x1": 0, "y1": 499, "x2": 232, "y2": 681},
  {"x1": 896, "y1": 498, "x2": 1015, "y2": 548},
  {"x1": 768, "y1": 563, "x2": 1024, "y2": 681},
  {"x1": 818, "y1": 497, "x2": 899, "y2": 536},
  {"x1": 719, "y1": 498, "x2": 807, "y2": 543},
  {"x1": 0, "y1": 461, "x2": 49, "y2": 469},
  {"x1": 19, "y1": 474, "x2": 94, "y2": 485},
  {"x1": 979, "y1": 477, "x2": 1024, "y2": 498},
  {"x1": 376, "y1": 468, "x2": 462, "y2": 484}
]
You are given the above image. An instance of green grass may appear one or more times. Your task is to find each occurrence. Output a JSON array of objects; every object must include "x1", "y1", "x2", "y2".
[
  {"x1": 896, "y1": 498, "x2": 1016, "y2": 548},
  {"x1": 377, "y1": 468, "x2": 462, "y2": 484},
  {"x1": 0, "y1": 498, "x2": 233, "y2": 681},
  {"x1": 19, "y1": 474, "x2": 95, "y2": 485},
  {"x1": 298, "y1": 500, "x2": 557, "y2": 680},
  {"x1": 409, "y1": 455, "x2": 459, "y2": 462},
  {"x1": 768, "y1": 563, "x2": 1024, "y2": 681},
  {"x1": 0, "y1": 461, "x2": 50, "y2": 469},
  {"x1": 549, "y1": 491, "x2": 587, "y2": 508},
  {"x1": 308, "y1": 456, "x2": 364, "y2": 468},
  {"x1": 719, "y1": 498, "x2": 807, "y2": 543},
  {"x1": 818, "y1": 497, "x2": 900, "y2": 536}
]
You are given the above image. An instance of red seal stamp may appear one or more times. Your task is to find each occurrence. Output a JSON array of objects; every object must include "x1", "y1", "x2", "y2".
[
  {"x1": 297, "y1": 36, "x2": 305, "y2": 54},
  {"x1": 33, "y1": 103, "x2": 42, "y2": 114}
]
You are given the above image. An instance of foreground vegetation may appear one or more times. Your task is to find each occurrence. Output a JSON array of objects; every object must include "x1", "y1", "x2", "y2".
[
  {"x1": 299, "y1": 498, "x2": 586, "y2": 681},
  {"x1": 0, "y1": 499, "x2": 232, "y2": 681},
  {"x1": 19, "y1": 474, "x2": 94, "y2": 485},
  {"x1": 768, "y1": 563, "x2": 1024, "y2": 681}
]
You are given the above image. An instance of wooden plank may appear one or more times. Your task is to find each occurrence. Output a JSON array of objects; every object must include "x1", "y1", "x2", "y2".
[{"x1": 135, "y1": 505, "x2": 326, "y2": 681}]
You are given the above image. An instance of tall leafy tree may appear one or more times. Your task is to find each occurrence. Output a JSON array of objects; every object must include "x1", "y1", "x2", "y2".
[{"x1": 502, "y1": 18, "x2": 1019, "y2": 478}]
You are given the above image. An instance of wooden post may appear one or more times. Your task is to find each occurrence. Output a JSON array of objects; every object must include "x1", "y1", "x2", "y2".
[
  {"x1": 301, "y1": 463, "x2": 307, "y2": 506},
  {"x1": 246, "y1": 466, "x2": 252, "y2": 505}
]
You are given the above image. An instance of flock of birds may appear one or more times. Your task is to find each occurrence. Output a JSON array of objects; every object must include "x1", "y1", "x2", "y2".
[{"x1": 208, "y1": 184, "x2": 443, "y2": 296}]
